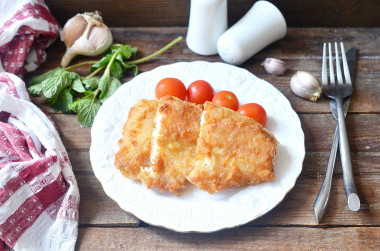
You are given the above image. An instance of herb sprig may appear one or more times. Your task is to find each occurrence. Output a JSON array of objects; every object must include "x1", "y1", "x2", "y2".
[{"x1": 28, "y1": 36, "x2": 183, "y2": 127}]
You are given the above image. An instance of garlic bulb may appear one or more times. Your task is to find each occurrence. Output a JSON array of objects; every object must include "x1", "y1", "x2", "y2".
[
  {"x1": 290, "y1": 71, "x2": 322, "y2": 102},
  {"x1": 261, "y1": 58, "x2": 287, "y2": 76},
  {"x1": 60, "y1": 11, "x2": 113, "y2": 67}
]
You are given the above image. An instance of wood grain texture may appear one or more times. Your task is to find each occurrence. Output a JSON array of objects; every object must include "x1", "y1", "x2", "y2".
[
  {"x1": 44, "y1": 0, "x2": 380, "y2": 27},
  {"x1": 69, "y1": 150, "x2": 380, "y2": 176},
  {"x1": 76, "y1": 227, "x2": 380, "y2": 250},
  {"x1": 29, "y1": 27, "x2": 380, "y2": 64},
  {"x1": 52, "y1": 113, "x2": 380, "y2": 152},
  {"x1": 22, "y1": 27, "x2": 380, "y2": 249},
  {"x1": 74, "y1": 152, "x2": 379, "y2": 226},
  {"x1": 31, "y1": 72, "x2": 380, "y2": 114},
  {"x1": 75, "y1": 173, "x2": 379, "y2": 226},
  {"x1": 76, "y1": 174, "x2": 139, "y2": 226},
  {"x1": 28, "y1": 28, "x2": 380, "y2": 115}
]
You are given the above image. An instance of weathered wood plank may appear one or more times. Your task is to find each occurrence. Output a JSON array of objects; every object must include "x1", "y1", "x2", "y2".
[
  {"x1": 21, "y1": 27, "x2": 380, "y2": 242},
  {"x1": 30, "y1": 71, "x2": 380, "y2": 115},
  {"x1": 76, "y1": 226, "x2": 380, "y2": 250},
  {"x1": 250, "y1": 177, "x2": 379, "y2": 226},
  {"x1": 52, "y1": 114, "x2": 91, "y2": 150},
  {"x1": 27, "y1": 28, "x2": 380, "y2": 70},
  {"x1": 77, "y1": 174, "x2": 139, "y2": 226},
  {"x1": 105, "y1": 27, "x2": 380, "y2": 57},
  {"x1": 25, "y1": 27, "x2": 380, "y2": 78},
  {"x1": 68, "y1": 150, "x2": 92, "y2": 174},
  {"x1": 45, "y1": 0, "x2": 380, "y2": 27},
  {"x1": 300, "y1": 114, "x2": 380, "y2": 152},
  {"x1": 258, "y1": 74, "x2": 380, "y2": 114},
  {"x1": 76, "y1": 173, "x2": 380, "y2": 226},
  {"x1": 69, "y1": 150, "x2": 380, "y2": 176},
  {"x1": 27, "y1": 28, "x2": 380, "y2": 115},
  {"x1": 53, "y1": 114, "x2": 380, "y2": 152},
  {"x1": 302, "y1": 152, "x2": 380, "y2": 177}
]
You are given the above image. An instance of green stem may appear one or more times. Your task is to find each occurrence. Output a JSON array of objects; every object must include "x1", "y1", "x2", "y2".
[
  {"x1": 64, "y1": 60, "x2": 98, "y2": 71},
  {"x1": 125, "y1": 36, "x2": 182, "y2": 65},
  {"x1": 105, "y1": 49, "x2": 120, "y2": 74},
  {"x1": 85, "y1": 65, "x2": 105, "y2": 79},
  {"x1": 93, "y1": 88, "x2": 100, "y2": 98}
]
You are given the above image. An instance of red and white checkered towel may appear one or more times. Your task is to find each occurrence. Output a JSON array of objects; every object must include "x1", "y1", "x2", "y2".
[
  {"x1": 0, "y1": 75, "x2": 79, "y2": 248},
  {"x1": 0, "y1": 0, "x2": 60, "y2": 78},
  {"x1": 0, "y1": 1, "x2": 79, "y2": 250}
]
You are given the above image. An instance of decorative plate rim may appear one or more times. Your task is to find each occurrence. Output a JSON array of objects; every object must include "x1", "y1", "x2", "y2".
[{"x1": 90, "y1": 61, "x2": 305, "y2": 232}]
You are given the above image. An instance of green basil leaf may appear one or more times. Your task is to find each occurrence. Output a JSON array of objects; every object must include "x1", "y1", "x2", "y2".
[
  {"x1": 98, "y1": 74, "x2": 109, "y2": 94},
  {"x1": 69, "y1": 92, "x2": 101, "y2": 127},
  {"x1": 90, "y1": 54, "x2": 112, "y2": 72},
  {"x1": 110, "y1": 44, "x2": 123, "y2": 54},
  {"x1": 82, "y1": 77, "x2": 99, "y2": 91},
  {"x1": 118, "y1": 45, "x2": 138, "y2": 60},
  {"x1": 119, "y1": 45, "x2": 133, "y2": 59},
  {"x1": 72, "y1": 76, "x2": 86, "y2": 93},
  {"x1": 51, "y1": 88, "x2": 73, "y2": 113},
  {"x1": 28, "y1": 67, "x2": 65, "y2": 86},
  {"x1": 41, "y1": 71, "x2": 78, "y2": 99},
  {"x1": 130, "y1": 47, "x2": 137, "y2": 57},
  {"x1": 110, "y1": 60, "x2": 124, "y2": 79},
  {"x1": 132, "y1": 65, "x2": 138, "y2": 76},
  {"x1": 115, "y1": 54, "x2": 124, "y2": 63},
  {"x1": 99, "y1": 76, "x2": 121, "y2": 103},
  {"x1": 68, "y1": 93, "x2": 86, "y2": 113},
  {"x1": 28, "y1": 83, "x2": 43, "y2": 96},
  {"x1": 125, "y1": 64, "x2": 139, "y2": 76}
]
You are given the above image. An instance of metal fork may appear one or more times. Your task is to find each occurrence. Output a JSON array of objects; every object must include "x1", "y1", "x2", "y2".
[
  {"x1": 314, "y1": 48, "x2": 357, "y2": 223},
  {"x1": 321, "y1": 42, "x2": 360, "y2": 212}
]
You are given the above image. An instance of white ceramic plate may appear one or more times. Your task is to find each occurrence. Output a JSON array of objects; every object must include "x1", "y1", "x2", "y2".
[{"x1": 90, "y1": 61, "x2": 305, "y2": 232}]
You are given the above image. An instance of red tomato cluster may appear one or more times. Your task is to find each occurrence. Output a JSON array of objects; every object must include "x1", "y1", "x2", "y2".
[
  {"x1": 155, "y1": 78, "x2": 267, "y2": 126},
  {"x1": 155, "y1": 78, "x2": 214, "y2": 104}
]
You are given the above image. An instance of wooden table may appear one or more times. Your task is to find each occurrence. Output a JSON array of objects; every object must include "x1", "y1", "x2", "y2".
[{"x1": 29, "y1": 27, "x2": 380, "y2": 250}]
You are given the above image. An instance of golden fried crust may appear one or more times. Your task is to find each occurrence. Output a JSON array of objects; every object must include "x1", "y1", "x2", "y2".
[
  {"x1": 139, "y1": 96, "x2": 203, "y2": 194},
  {"x1": 114, "y1": 99, "x2": 159, "y2": 179},
  {"x1": 187, "y1": 101, "x2": 278, "y2": 194}
]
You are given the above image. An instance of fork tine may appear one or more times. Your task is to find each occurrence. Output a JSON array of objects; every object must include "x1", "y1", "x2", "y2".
[
  {"x1": 328, "y1": 43, "x2": 335, "y2": 84},
  {"x1": 322, "y1": 43, "x2": 327, "y2": 85},
  {"x1": 340, "y1": 42, "x2": 352, "y2": 84},
  {"x1": 335, "y1": 42, "x2": 343, "y2": 84}
]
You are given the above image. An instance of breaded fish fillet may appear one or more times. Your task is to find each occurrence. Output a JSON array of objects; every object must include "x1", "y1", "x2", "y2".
[
  {"x1": 139, "y1": 96, "x2": 203, "y2": 194},
  {"x1": 114, "y1": 99, "x2": 159, "y2": 179},
  {"x1": 187, "y1": 101, "x2": 278, "y2": 194}
]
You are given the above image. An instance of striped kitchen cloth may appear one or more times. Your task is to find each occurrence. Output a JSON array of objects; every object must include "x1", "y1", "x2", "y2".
[
  {"x1": 0, "y1": 72, "x2": 79, "y2": 250},
  {"x1": 0, "y1": 0, "x2": 59, "y2": 78}
]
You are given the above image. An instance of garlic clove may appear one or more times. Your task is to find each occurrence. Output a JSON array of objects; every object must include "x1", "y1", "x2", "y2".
[
  {"x1": 61, "y1": 11, "x2": 113, "y2": 67},
  {"x1": 61, "y1": 15, "x2": 87, "y2": 48},
  {"x1": 290, "y1": 71, "x2": 322, "y2": 102},
  {"x1": 88, "y1": 26, "x2": 111, "y2": 49},
  {"x1": 261, "y1": 58, "x2": 287, "y2": 76}
]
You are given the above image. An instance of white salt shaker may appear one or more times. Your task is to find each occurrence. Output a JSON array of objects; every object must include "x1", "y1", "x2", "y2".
[
  {"x1": 217, "y1": 1, "x2": 287, "y2": 65},
  {"x1": 186, "y1": 0, "x2": 227, "y2": 55}
]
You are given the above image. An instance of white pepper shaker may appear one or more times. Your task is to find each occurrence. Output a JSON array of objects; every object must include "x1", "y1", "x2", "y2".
[
  {"x1": 217, "y1": 1, "x2": 287, "y2": 65},
  {"x1": 186, "y1": 0, "x2": 227, "y2": 55}
]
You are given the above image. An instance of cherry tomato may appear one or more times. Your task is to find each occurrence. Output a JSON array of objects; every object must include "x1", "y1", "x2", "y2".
[
  {"x1": 237, "y1": 103, "x2": 267, "y2": 126},
  {"x1": 155, "y1": 78, "x2": 187, "y2": 100},
  {"x1": 187, "y1": 80, "x2": 215, "y2": 104},
  {"x1": 212, "y1": 91, "x2": 239, "y2": 111}
]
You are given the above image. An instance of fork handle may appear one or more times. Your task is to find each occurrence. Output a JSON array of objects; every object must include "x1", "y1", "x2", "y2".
[
  {"x1": 336, "y1": 98, "x2": 360, "y2": 211},
  {"x1": 314, "y1": 126, "x2": 338, "y2": 223}
]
